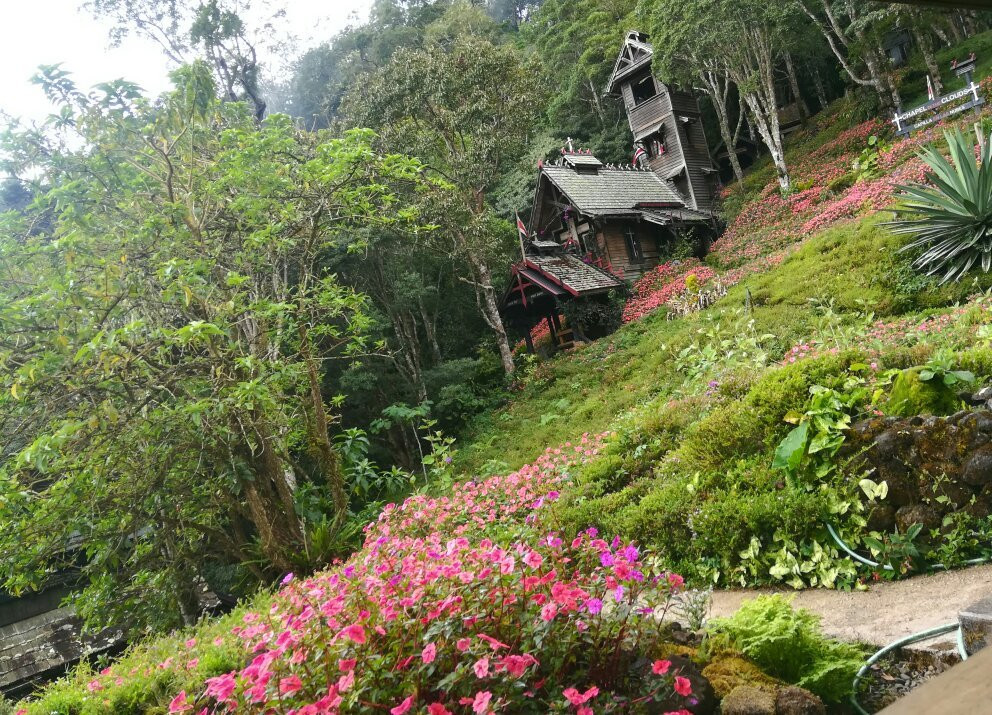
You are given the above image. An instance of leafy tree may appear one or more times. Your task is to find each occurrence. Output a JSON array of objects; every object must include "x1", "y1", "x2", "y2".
[
  {"x1": 524, "y1": 0, "x2": 637, "y2": 164},
  {"x1": 86, "y1": 0, "x2": 270, "y2": 118},
  {"x1": 648, "y1": 0, "x2": 799, "y2": 192},
  {"x1": 345, "y1": 36, "x2": 544, "y2": 374},
  {"x1": 0, "y1": 63, "x2": 429, "y2": 631}
]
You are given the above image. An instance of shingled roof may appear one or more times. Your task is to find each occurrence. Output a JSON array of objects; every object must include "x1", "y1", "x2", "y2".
[
  {"x1": 541, "y1": 162, "x2": 685, "y2": 217},
  {"x1": 525, "y1": 255, "x2": 624, "y2": 295}
]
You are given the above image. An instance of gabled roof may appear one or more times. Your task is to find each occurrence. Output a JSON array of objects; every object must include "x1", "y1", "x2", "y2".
[
  {"x1": 540, "y1": 161, "x2": 685, "y2": 217},
  {"x1": 606, "y1": 30, "x2": 654, "y2": 96}
]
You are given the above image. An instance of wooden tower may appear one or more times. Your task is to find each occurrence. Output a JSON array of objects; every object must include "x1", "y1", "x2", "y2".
[{"x1": 606, "y1": 31, "x2": 717, "y2": 212}]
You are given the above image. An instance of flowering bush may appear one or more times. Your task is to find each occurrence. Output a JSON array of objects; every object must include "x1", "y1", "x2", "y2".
[
  {"x1": 622, "y1": 260, "x2": 719, "y2": 322},
  {"x1": 28, "y1": 437, "x2": 701, "y2": 715}
]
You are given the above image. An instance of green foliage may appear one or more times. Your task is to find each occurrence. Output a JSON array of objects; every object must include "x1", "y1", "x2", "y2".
[
  {"x1": 885, "y1": 365, "x2": 964, "y2": 416},
  {"x1": 851, "y1": 135, "x2": 886, "y2": 182},
  {"x1": 0, "y1": 64, "x2": 433, "y2": 632},
  {"x1": 708, "y1": 596, "x2": 865, "y2": 703},
  {"x1": 889, "y1": 128, "x2": 992, "y2": 283}
]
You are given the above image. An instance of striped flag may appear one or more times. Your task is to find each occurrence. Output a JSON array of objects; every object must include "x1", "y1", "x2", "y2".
[
  {"x1": 632, "y1": 143, "x2": 647, "y2": 165},
  {"x1": 515, "y1": 213, "x2": 528, "y2": 242},
  {"x1": 927, "y1": 75, "x2": 935, "y2": 101}
]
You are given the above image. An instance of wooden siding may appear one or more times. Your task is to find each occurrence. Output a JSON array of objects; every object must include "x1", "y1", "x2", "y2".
[
  {"x1": 627, "y1": 92, "x2": 672, "y2": 136},
  {"x1": 598, "y1": 222, "x2": 662, "y2": 281},
  {"x1": 669, "y1": 90, "x2": 700, "y2": 116},
  {"x1": 679, "y1": 118, "x2": 717, "y2": 211}
]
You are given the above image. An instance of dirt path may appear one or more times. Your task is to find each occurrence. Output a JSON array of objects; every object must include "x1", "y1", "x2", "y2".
[{"x1": 709, "y1": 564, "x2": 992, "y2": 649}]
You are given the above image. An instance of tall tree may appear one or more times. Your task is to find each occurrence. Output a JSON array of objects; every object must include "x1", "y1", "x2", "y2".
[
  {"x1": 0, "y1": 63, "x2": 429, "y2": 631},
  {"x1": 649, "y1": 0, "x2": 798, "y2": 192},
  {"x1": 86, "y1": 0, "x2": 270, "y2": 118},
  {"x1": 345, "y1": 36, "x2": 544, "y2": 374}
]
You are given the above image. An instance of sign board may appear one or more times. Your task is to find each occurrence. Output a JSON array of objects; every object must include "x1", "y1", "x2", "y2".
[{"x1": 893, "y1": 55, "x2": 984, "y2": 136}]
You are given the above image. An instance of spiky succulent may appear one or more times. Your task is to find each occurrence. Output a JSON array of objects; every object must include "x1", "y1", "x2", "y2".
[{"x1": 889, "y1": 127, "x2": 992, "y2": 283}]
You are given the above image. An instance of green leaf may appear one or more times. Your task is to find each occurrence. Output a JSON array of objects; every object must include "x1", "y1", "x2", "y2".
[{"x1": 772, "y1": 422, "x2": 810, "y2": 474}]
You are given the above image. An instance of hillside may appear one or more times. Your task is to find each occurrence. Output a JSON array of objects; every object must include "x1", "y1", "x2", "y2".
[{"x1": 14, "y1": 81, "x2": 992, "y2": 713}]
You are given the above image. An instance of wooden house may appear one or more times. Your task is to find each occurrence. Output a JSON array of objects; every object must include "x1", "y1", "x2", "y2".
[
  {"x1": 605, "y1": 30, "x2": 719, "y2": 213},
  {"x1": 499, "y1": 31, "x2": 720, "y2": 351}
]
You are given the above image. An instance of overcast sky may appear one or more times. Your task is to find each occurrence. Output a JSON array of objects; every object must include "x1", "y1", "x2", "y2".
[{"x1": 0, "y1": 0, "x2": 372, "y2": 124}]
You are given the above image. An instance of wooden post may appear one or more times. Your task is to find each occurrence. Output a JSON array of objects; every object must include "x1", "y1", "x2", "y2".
[{"x1": 524, "y1": 330, "x2": 535, "y2": 354}]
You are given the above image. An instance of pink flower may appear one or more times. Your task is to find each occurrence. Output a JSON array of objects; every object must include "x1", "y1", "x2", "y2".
[
  {"x1": 427, "y1": 705, "x2": 453, "y2": 715},
  {"x1": 473, "y1": 656, "x2": 490, "y2": 678},
  {"x1": 339, "y1": 623, "x2": 366, "y2": 644},
  {"x1": 339, "y1": 658, "x2": 356, "y2": 672},
  {"x1": 674, "y1": 676, "x2": 693, "y2": 697},
  {"x1": 279, "y1": 674, "x2": 303, "y2": 695},
  {"x1": 456, "y1": 637, "x2": 472, "y2": 652},
  {"x1": 652, "y1": 659, "x2": 672, "y2": 675},
  {"x1": 563, "y1": 685, "x2": 599, "y2": 705},
  {"x1": 390, "y1": 696, "x2": 415, "y2": 714},
  {"x1": 523, "y1": 550, "x2": 543, "y2": 569},
  {"x1": 168, "y1": 691, "x2": 192, "y2": 713},
  {"x1": 86, "y1": 679, "x2": 103, "y2": 693},
  {"x1": 205, "y1": 674, "x2": 236, "y2": 702},
  {"x1": 422, "y1": 642, "x2": 437, "y2": 664},
  {"x1": 541, "y1": 602, "x2": 558, "y2": 621},
  {"x1": 472, "y1": 691, "x2": 493, "y2": 713}
]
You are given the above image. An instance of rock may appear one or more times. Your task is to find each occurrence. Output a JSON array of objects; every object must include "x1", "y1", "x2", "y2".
[
  {"x1": 895, "y1": 504, "x2": 942, "y2": 533},
  {"x1": 721, "y1": 686, "x2": 776, "y2": 715},
  {"x1": 872, "y1": 429, "x2": 906, "y2": 459},
  {"x1": 959, "y1": 595, "x2": 992, "y2": 656},
  {"x1": 973, "y1": 386, "x2": 992, "y2": 402},
  {"x1": 875, "y1": 461, "x2": 919, "y2": 506},
  {"x1": 930, "y1": 477, "x2": 973, "y2": 511},
  {"x1": 865, "y1": 503, "x2": 896, "y2": 532},
  {"x1": 774, "y1": 686, "x2": 826, "y2": 715},
  {"x1": 701, "y1": 654, "x2": 781, "y2": 699},
  {"x1": 962, "y1": 447, "x2": 992, "y2": 487}
]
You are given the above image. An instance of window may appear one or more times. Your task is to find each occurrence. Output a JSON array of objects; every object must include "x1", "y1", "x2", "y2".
[
  {"x1": 631, "y1": 76, "x2": 657, "y2": 105},
  {"x1": 624, "y1": 226, "x2": 643, "y2": 263},
  {"x1": 579, "y1": 230, "x2": 597, "y2": 254}
]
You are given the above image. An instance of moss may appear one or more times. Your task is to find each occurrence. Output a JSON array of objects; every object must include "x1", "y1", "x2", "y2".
[
  {"x1": 886, "y1": 366, "x2": 962, "y2": 417},
  {"x1": 702, "y1": 652, "x2": 782, "y2": 699}
]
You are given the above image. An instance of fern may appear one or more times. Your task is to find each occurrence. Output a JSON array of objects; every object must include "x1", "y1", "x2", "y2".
[{"x1": 707, "y1": 595, "x2": 865, "y2": 702}]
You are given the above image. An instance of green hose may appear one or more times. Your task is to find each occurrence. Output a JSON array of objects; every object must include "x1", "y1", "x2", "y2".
[
  {"x1": 850, "y1": 622, "x2": 963, "y2": 715},
  {"x1": 825, "y1": 522, "x2": 990, "y2": 572},
  {"x1": 827, "y1": 522, "x2": 976, "y2": 712}
]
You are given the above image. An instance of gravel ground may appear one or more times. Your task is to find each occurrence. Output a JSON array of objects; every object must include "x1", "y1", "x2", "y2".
[{"x1": 708, "y1": 563, "x2": 992, "y2": 649}]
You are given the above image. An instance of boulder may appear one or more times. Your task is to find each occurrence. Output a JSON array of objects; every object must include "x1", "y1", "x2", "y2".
[
  {"x1": 894, "y1": 504, "x2": 942, "y2": 533},
  {"x1": 721, "y1": 686, "x2": 776, "y2": 715},
  {"x1": 701, "y1": 654, "x2": 780, "y2": 699},
  {"x1": 961, "y1": 447, "x2": 992, "y2": 487},
  {"x1": 774, "y1": 686, "x2": 826, "y2": 715},
  {"x1": 865, "y1": 503, "x2": 896, "y2": 532}
]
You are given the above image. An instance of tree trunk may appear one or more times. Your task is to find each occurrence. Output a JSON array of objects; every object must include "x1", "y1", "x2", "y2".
[
  {"x1": 784, "y1": 53, "x2": 810, "y2": 122},
  {"x1": 297, "y1": 320, "x2": 349, "y2": 524},
  {"x1": 912, "y1": 27, "x2": 944, "y2": 96},
  {"x1": 810, "y1": 63, "x2": 830, "y2": 110},
  {"x1": 472, "y1": 254, "x2": 515, "y2": 375},
  {"x1": 700, "y1": 69, "x2": 743, "y2": 182}
]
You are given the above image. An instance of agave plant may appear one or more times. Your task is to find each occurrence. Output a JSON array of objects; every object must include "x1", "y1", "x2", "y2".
[{"x1": 889, "y1": 127, "x2": 992, "y2": 283}]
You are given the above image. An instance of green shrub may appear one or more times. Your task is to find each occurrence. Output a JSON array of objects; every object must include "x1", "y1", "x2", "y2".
[
  {"x1": 707, "y1": 595, "x2": 865, "y2": 703},
  {"x1": 827, "y1": 172, "x2": 855, "y2": 193},
  {"x1": 886, "y1": 366, "x2": 962, "y2": 416}
]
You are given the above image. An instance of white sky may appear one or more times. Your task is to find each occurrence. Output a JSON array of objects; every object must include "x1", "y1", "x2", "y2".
[{"x1": 0, "y1": 0, "x2": 372, "y2": 124}]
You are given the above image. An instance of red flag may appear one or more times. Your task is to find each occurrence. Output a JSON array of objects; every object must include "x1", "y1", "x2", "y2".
[
  {"x1": 632, "y1": 144, "x2": 647, "y2": 165},
  {"x1": 515, "y1": 213, "x2": 528, "y2": 241},
  {"x1": 926, "y1": 75, "x2": 935, "y2": 101}
]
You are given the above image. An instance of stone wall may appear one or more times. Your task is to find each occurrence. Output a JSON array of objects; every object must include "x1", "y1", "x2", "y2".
[{"x1": 842, "y1": 410, "x2": 992, "y2": 534}]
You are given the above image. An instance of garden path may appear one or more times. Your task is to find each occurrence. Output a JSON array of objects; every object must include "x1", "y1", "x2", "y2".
[{"x1": 708, "y1": 564, "x2": 992, "y2": 650}]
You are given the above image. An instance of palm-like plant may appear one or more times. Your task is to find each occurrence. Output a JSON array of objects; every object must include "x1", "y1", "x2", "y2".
[{"x1": 889, "y1": 127, "x2": 992, "y2": 283}]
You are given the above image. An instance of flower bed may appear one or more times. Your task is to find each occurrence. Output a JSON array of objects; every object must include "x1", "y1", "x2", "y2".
[{"x1": 28, "y1": 436, "x2": 702, "y2": 715}]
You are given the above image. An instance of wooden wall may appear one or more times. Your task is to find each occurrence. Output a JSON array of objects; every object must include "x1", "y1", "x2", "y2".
[{"x1": 597, "y1": 221, "x2": 664, "y2": 281}]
